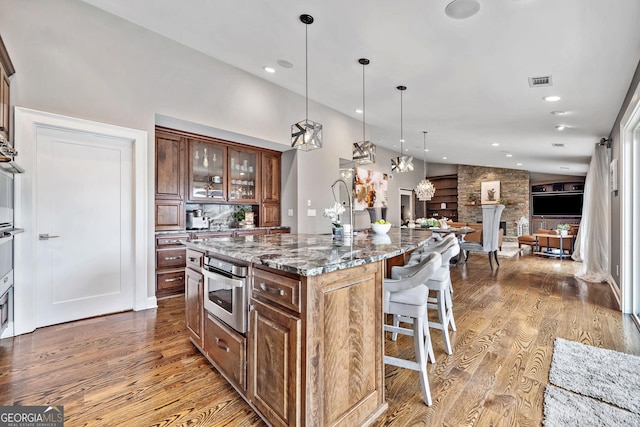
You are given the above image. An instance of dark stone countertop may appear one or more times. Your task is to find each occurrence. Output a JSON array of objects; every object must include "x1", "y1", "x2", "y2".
[{"x1": 184, "y1": 228, "x2": 432, "y2": 277}]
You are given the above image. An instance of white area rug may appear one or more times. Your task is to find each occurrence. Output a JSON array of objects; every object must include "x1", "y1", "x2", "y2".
[
  {"x1": 549, "y1": 337, "x2": 640, "y2": 414},
  {"x1": 543, "y1": 385, "x2": 640, "y2": 427}
]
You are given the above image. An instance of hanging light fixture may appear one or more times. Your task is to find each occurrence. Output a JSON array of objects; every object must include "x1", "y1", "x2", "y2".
[
  {"x1": 291, "y1": 14, "x2": 323, "y2": 151},
  {"x1": 352, "y1": 58, "x2": 375, "y2": 164},
  {"x1": 391, "y1": 85, "x2": 414, "y2": 173},
  {"x1": 415, "y1": 131, "x2": 436, "y2": 201}
]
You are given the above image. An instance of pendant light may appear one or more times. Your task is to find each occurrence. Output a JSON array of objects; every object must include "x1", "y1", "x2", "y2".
[
  {"x1": 352, "y1": 58, "x2": 376, "y2": 164},
  {"x1": 415, "y1": 131, "x2": 436, "y2": 201},
  {"x1": 391, "y1": 85, "x2": 414, "y2": 173},
  {"x1": 291, "y1": 14, "x2": 323, "y2": 151}
]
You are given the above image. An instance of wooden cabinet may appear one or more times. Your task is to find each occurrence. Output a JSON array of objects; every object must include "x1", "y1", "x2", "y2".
[
  {"x1": 188, "y1": 138, "x2": 226, "y2": 202},
  {"x1": 261, "y1": 152, "x2": 280, "y2": 204},
  {"x1": 155, "y1": 131, "x2": 185, "y2": 230},
  {"x1": 155, "y1": 233, "x2": 188, "y2": 298},
  {"x1": 246, "y1": 263, "x2": 384, "y2": 427},
  {"x1": 228, "y1": 147, "x2": 259, "y2": 204},
  {"x1": 185, "y1": 267, "x2": 203, "y2": 347},
  {"x1": 205, "y1": 311, "x2": 247, "y2": 392},
  {"x1": 424, "y1": 174, "x2": 458, "y2": 221},
  {"x1": 248, "y1": 298, "x2": 301, "y2": 427},
  {"x1": 0, "y1": 35, "x2": 14, "y2": 141}
]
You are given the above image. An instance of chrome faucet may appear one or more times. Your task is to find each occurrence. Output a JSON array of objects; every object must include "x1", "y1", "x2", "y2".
[{"x1": 331, "y1": 178, "x2": 354, "y2": 235}]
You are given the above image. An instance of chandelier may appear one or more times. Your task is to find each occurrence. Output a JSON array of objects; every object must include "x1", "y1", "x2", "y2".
[
  {"x1": 415, "y1": 131, "x2": 435, "y2": 201},
  {"x1": 391, "y1": 85, "x2": 414, "y2": 173}
]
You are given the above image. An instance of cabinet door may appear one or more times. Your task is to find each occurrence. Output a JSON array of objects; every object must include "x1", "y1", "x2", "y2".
[
  {"x1": 155, "y1": 199, "x2": 184, "y2": 230},
  {"x1": 185, "y1": 268, "x2": 203, "y2": 347},
  {"x1": 228, "y1": 147, "x2": 259, "y2": 203},
  {"x1": 188, "y1": 139, "x2": 226, "y2": 201},
  {"x1": 261, "y1": 152, "x2": 281, "y2": 203},
  {"x1": 0, "y1": 71, "x2": 8, "y2": 138},
  {"x1": 155, "y1": 132, "x2": 184, "y2": 200},
  {"x1": 248, "y1": 299, "x2": 301, "y2": 427},
  {"x1": 260, "y1": 202, "x2": 280, "y2": 227}
]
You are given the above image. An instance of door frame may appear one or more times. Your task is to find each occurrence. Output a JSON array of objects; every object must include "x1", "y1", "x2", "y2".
[
  {"x1": 13, "y1": 107, "x2": 152, "y2": 336},
  {"x1": 620, "y1": 82, "x2": 640, "y2": 318},
  {"x1": 399, "y1": 188, "x2": 414, "y2": 224}
]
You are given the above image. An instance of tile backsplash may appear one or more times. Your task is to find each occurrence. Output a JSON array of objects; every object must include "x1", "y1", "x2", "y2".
[{"x1": 186, "y1": 203, "x2": 255, "y2": 229}]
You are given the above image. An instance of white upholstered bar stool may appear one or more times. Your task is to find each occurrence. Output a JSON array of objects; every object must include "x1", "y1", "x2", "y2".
[
  {"x1": 408, "y1": 236, "x2": 460, "y2": 355},
  {"x1": 384, "y1": 251, "x2": 442, "y2": 406}
]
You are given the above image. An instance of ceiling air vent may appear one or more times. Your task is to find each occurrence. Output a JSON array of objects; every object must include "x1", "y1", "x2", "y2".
[
  {"x1": 528, "y1": 75, "x2": 552, "y2": 87},
  {"x1": 552, "y1": 143, "x2": 565, "y2": 148}
]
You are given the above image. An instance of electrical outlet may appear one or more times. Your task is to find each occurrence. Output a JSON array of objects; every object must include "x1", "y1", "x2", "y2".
[
  {"x1": 307, "y1": 209, "x2": 316, "y2": 217},
  {"x1": 288, "y1": 209, "x2": 294, "y2": 217},
  {"x1": 307, "y1": 199, "x2": 312, "y2": 207}
]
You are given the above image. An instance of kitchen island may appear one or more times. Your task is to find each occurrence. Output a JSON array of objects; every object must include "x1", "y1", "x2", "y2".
[{"x1": 184, "y1": 228, "x2": 432, "y2": 427}]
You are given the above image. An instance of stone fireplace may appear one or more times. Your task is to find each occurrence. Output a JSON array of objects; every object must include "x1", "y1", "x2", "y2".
[{"x1": 457, "y1": 165, "x2": 530, "y2": 239}]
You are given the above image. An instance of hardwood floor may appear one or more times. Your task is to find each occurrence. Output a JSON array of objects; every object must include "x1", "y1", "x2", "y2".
[{"x1": 1, "y1": 253, "x2": 639, "y2": 426}]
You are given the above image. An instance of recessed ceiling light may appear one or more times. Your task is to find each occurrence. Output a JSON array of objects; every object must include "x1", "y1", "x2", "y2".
[
  {"x1": 424, "y1": 149, "x2": 430, "y2": 152},
  {"x1": 276, "y1": 59, "x2": 294, "y2": 68},
  {"x1": 263, "y1": 66, "x2": 275, "y2": 73},
  {"x1": 491, "y1": 142, "x2": 500, "y2": 147},
  {"x1": 506, "y1": 154, "x2": 513, "y2": 157},
  {"x1": 516, "y1": 162, "x2": 523, "y2": 166},
  {"x1": 355, "y1": 109, "x2": 363, "y2": 114},
  {"x1": 543, "y1": 95, "x2": 562, "y2": 102},
  {"x1": 400, "y1": 139, "x2": 405, "y2": 143},
  {"x1": 445, "y1": 0, "x2": 481, "y2": 19},
  {"x1": 556, "y1": 125, "x2": 567, "y2": 131},
  {"x1": 442, "y1": 157, "x2": 448, "y2": 160},
  {"x1": 560, "y1": 166, "x2": 570, "y2": 170},
  {"x1": 551, "y1": 111, "x2": 568, "y2": 116}
]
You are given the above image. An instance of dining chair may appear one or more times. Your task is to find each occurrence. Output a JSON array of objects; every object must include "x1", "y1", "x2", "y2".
[
  {"x1": 459, "y1": 204, "x2": 505, "y2": 269},
  {"x1": 384, "y1": 251, "x2": 442, "y2": 406}
]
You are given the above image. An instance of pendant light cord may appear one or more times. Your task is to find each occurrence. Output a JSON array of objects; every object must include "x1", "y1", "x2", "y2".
[
  {"x1": 305, "y1": 23, "x2": 309, "y2": 122},
  {"x1": 423, "y1": 131, "x2": 427, "y2": 177},
  {"x1": 400, "y1": 89, "x2": 404, "y2": 154},
  {"x1": 362, "y1": 62, "x2": 366, "y2": 141}
]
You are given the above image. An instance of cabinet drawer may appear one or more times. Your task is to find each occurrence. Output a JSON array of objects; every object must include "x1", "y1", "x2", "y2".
[
  {"x1": 205, "y1": 312, "x2": 246, "y2": 391},
  {"x1": 0, "y1": 289, "x2": 9, "y2": 332},
  {"x1": 186, "y1": 249, "x2": 204, "y2": 271},
  {"x1": 156, "y1": 270, "x2": 185, "y2": 292},
  {"x1": 157, "y1": 248, "x2": 186, "y2": 269},
  {"x1": 156, "y1": 234, "x2": 188, "y2": 247},
  {"x1": 253, "y1": 268, "x2": 301, "y2": 313}
]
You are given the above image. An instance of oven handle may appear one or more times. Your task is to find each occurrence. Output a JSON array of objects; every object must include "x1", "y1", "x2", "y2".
[{"x1": 201, "y1": 268, "x2": 245, "y2": 288}]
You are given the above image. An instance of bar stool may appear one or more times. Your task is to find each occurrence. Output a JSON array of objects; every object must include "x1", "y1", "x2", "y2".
[
  {"x1": 384, "y1": 251, "x2": 442, "y2": 406},
  {"x1": 408, "y1": 237, "x2": 460, "y2": 355}
]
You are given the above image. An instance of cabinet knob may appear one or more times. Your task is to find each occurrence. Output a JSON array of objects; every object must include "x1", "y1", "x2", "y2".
[
  {"x1": 215, "y1": 337, "x2": 230, "y2": 352},
  {"x1": 259, "y1": 282, "x2": 285, "y2": 296}
]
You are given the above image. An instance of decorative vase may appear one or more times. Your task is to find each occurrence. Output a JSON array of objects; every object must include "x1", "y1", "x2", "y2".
[
  {"x1": 560, "y1": 229, "x2": 568, "y2": 237},
  {"x1": 332, "y1": 227, "x2": 343, "y2": 238}
]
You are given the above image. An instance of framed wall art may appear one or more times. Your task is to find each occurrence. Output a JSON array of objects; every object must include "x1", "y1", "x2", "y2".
[{"x1": 481, "y1": 180, "x2": 500, "y2": 204}]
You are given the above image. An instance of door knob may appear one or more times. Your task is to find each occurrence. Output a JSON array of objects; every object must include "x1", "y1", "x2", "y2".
[{"x1": 39, "y1": 233, "x2": 60, "y2": 240}]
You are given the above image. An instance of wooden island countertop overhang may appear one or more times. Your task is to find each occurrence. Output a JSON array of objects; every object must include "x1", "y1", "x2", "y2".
[{"x1": 184, "y1": 228, "x2": 432, "y2": 427}]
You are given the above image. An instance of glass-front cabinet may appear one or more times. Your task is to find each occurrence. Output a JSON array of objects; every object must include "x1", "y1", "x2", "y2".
[
  {"x1": 188, "y1": 139, "x2": 259, "y2": 204},
  {"x1": 228, "y1": 148, "x2": 259, "y2": 204},
  {"x1": 188, "y1": 139, "x2": 226, "y2": 201}
]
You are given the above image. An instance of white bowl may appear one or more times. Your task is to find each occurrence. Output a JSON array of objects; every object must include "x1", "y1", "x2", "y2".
[{"x1": 371, "y1": 222, "x2": 391, "y2": 234}]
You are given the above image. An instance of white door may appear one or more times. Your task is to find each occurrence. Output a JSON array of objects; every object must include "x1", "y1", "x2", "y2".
[{"x1": 35, "y1": 125, "x2": 134, "y2": 327}]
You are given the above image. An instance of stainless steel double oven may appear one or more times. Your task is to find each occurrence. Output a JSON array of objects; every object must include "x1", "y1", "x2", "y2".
[{"x1": 0, "y1": 168, "x2": 22, "y2": 337}]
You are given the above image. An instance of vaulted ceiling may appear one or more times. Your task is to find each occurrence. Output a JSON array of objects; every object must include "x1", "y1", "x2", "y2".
[{"x1": 81, "y1": 0, "x2": 640, "y2": 176}]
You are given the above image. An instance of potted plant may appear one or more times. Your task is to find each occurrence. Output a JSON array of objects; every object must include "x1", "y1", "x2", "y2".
[
  {"x1": 468, "y1": 193, "x2": 478, "y2": 205},
  {"x1": 557, "y1": 223, "x2": 570, "y2": 236},
  {"x1": 324, "y1": 202, "x2": 345, "y2": 237}
]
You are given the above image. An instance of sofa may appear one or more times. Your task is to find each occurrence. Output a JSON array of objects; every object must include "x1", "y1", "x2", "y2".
[{"x1": 518, "y1": 225, "x2": 579, "y2": 254}]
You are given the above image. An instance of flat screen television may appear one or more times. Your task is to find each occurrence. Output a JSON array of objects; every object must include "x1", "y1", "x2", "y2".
[{"x1": 532, "y1": 193, "x2": 583, "y2": 217}]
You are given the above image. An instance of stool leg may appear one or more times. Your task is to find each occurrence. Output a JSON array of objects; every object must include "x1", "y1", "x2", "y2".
[
  {"x1": 445, "y1": 280, "x2": 456, "y2": 332},
  {"x1": 391, "y1": 315, "x2": 400, "y2": 341},
  {"x1": 414, "y1": 316, "x2": 432, "y2": 406},
  {"x1": 422, "y1": 315, "x2": 436, "y2": 364},
  {"x1": 437, "y1": 290, "x2": 453, "y2": 355}
]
